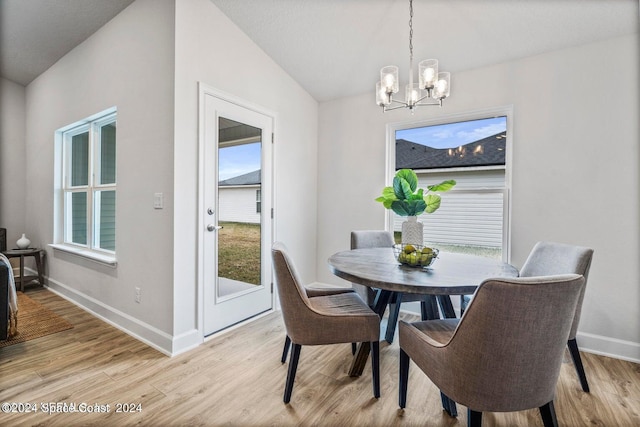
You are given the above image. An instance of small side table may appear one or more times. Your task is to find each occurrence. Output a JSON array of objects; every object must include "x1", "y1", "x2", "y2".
[{"x1": 2, "y1": 248, "x2": 45, "y2": 292}]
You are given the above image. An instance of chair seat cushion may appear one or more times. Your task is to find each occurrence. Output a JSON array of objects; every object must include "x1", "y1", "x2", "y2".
[
  {"x1": 310, "y1": 293, "x2": 378, "y2": 317},
  {"x1": 282, "y1": 292, "x2": 379, "y2": 345},
  {"x1": 305, "y1": 286, "x2": 355, "y2": 298},
  {"x1": 410, "y1": 318, "x2": 459, "y2": 345}
]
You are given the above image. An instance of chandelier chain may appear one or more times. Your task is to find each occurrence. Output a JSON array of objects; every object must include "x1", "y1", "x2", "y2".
[{"x1": 409, "y1": 0, "x2": 413, "y2": 63}]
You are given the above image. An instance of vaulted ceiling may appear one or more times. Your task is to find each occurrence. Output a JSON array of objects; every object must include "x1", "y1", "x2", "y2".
[
  {"x1": 0, "y1": 0, "x2": 135, "y2": 86},
  {"x1": 2, "y1": 0, "x2": 638, "y2": 102}
]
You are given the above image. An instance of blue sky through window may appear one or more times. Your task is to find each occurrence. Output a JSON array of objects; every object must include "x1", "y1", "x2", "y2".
[
  {"x1": 218, "y1": 142, "x2": 262, "y2": 181},
  {"x1": 396, "y1": 117, "x2": 506, "y2": 149}
]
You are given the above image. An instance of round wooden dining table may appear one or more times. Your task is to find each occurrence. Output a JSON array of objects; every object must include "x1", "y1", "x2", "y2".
[{"x1": 328, "y1": 247, "x2": 518, "y2": 377}]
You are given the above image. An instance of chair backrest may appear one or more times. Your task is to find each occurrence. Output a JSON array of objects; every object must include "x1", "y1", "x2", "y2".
[
  {"x1": 519, "y1": 241, "x2": 594, "y2": 339},
  {"x1": 350, "y1": 231, "x2": 395, "y2": 304},
  {"x1": 351, "y1": 230, "x2": 395, "y2": 250},
  {"x1": 271, "y1": 242, "x2": 317, "y2": 343},
  {"x1": 447, "y1": 274, "x2": 585, "y2": 412}
]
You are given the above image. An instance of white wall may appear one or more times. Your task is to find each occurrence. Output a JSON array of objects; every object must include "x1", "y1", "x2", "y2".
[
  {"x1": 0, "y1": 78, "x2": 26, "y2": 246},
  {"x1": 317, "y1": 34, "x2": 640, "y2": 361},
  {"x1": 24, "y1": 0, "x2": 177, "y2": 352},
  {"x1": 173, "y1": 0, "x2": 319, "y2": 351},
  {"x1": 11, "y1": 0, "x2": 318, "y2": 356}
]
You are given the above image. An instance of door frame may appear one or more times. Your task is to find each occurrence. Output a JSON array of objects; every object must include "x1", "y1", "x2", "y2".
[{"x1": 197, "y1": 82, "x2": 276, "y2": 340}]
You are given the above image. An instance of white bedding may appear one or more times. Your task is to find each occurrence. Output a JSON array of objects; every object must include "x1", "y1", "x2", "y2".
[{"x1": 0, "y1": 253, "x2": 18, "y2": 338}]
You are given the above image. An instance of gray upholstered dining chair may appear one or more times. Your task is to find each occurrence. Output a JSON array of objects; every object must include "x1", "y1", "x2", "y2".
[
  {"x1": 398, "y1": 274, "x2": 585, "y2": 427},
  {"x1": 519, "y1": 241, "x2": 594, "y2": 392},
  {"x1": 351, "y1": 230, "x2": 456, "y2": 343},
  {"x1": 272, "y1": 242, "x2": 381, "y2": 403},
  {"x1": 280, "y1": 285, "x2": 357, "y2": 363}
]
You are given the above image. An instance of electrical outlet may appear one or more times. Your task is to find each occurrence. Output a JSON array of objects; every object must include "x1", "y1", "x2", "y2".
[{"x1": 135, "y1": 287, "x2": 141, "y2": 303}]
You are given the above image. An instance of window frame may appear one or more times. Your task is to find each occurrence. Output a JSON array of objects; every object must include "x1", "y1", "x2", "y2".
[
  {"x1": 256, "y1": 189, "x2": 262, "y2": 213},
  {"x1": 385, "y1": 106, "x2": 513, "y2": 262},
  {"x1": 52, "y1": 108, "x2": 118, "y2": 266}
]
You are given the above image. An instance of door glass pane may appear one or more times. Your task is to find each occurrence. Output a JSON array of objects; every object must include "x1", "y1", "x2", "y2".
[
  {"x1": 99, "y1": 122, "x2": 117, "y2": 185},
  {"x1": 68, "y1": 192, "x2": 87, "y2": 245},
  {"x1": 71, "y1": 132, "x2": 89, "y2": 186},
  {"x1": 94, "y1": 190, "x2": 116, "y2": 251},
  {"x1": 217, "y1": 117, "x2": 262, "y2": 298}
]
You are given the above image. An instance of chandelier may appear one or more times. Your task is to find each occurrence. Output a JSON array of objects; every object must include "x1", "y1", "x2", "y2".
[{"x1": 376, "y1": 0, "x2": 451, "y2": 112}]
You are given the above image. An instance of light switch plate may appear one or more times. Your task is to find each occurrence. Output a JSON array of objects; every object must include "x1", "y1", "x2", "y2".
[{"x1": 154, "y1": 193, "x2": 163, "y2": 209}]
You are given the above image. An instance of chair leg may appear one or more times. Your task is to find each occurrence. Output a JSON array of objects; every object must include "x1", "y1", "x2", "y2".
[
  {"x1": 422, "y1": 295, "x2": 440, "y2": 320},
  {"x1": 467, "y1": 409, "x2": 482, "y2": 427},
  {"x1": 441, "y1": 392, "x2": 458, "y2": 417},
  {"x1": 351, "y1": 342, "x2": 357, "y2": 355},
  {"x1": 281, "y1": 335, "x2": 291, "y2": 363},
  {"x1": 283, "y1": 343, "x2": 301, "y2": 403},
  {"x1": 371, "y1": 341, "x2": 380, "y2": 398},
  {"x1": 399, "y1": 348, "x2": 410, "y2": 408},
  {"x1": 539, "y1": 401, "x2": 559, "y2": 427},
  {"x1": 567, "y1": 338, "x2": 590, "y2": 392},
  {"x1": 385, "y1": 294, "x2": 403, "y2": 343}
]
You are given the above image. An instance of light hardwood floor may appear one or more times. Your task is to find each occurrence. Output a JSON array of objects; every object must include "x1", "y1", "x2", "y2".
[{"x1": 1, "y1": 288, "x2": 639, "y2": 426}]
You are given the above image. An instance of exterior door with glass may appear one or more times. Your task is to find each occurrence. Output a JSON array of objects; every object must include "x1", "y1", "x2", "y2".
[{"x1": 202, "y1": 91, "x2": 273, "y2": 336}]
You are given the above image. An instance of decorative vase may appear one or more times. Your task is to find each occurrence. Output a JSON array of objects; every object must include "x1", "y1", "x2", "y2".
[
  {"x1": 401, "y1": 216, "x2": 423, "y2": 246},
  {"x1": 16, "y1": 233, "x2": 31, "y2": 249}
]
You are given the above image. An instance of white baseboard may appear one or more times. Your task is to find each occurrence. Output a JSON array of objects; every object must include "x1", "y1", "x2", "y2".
[
  {"x1": 576, "y1": 332, "x2": 640, "y2": 364},
  {"x1": 42, "y1": 275, "x2": 275, "y2": 357},
  {"x1": 171, "y1": 329, "x2": 202, "y2": 356},
  {"x1": 45, "y1": 276, "x2": 174, "y2": 356},
  {"x1": 43, "y1": 276, "x2": 640, "y2": 363}
]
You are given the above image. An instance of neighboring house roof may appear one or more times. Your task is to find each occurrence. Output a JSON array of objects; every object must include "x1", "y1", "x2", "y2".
[
  {"x1": 396, "y1": 133, "x2": 506, "y2": 170},
  {"x1": 219, "y1": 169, "x2": 261, "y2": 186}
]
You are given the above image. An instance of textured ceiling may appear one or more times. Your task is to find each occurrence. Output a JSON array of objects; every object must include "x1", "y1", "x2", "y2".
[
  {"x1": 1, "y1": 0, "x2": 638, "y2": 102},
  {"x1": 0, "y1": 0, "x2": 135, "y2": 86},
  {"x1": 210, "y1": 0, "x2": 639, "y2": 102}
]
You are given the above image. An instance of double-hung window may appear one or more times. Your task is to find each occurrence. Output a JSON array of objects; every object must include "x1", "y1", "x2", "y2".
[{"x1": 60, "y1": 111, "x2": 117, "y2": 257}]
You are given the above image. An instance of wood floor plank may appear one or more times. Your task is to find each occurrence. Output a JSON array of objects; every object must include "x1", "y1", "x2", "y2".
[{"x1": 0, "y1": 287, "x2": 638, "y2": 426}]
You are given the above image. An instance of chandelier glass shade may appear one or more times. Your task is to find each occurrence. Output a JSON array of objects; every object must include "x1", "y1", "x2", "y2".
[{"x1": 376, "y1": 0, "x2": 451, "y2": 112}]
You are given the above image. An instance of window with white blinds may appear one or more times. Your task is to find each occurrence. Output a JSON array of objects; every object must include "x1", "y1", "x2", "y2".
[{"x1": 390, "y1": 113, "x2": 510, "y2": 260}]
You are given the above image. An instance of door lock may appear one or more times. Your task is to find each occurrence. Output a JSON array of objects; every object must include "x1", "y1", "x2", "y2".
[{"x1": 207, "y1": 224, "x2": 223, "y2": 232}]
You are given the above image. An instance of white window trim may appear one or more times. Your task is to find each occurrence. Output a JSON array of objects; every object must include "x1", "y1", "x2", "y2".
[
  {"x1": 49, "y1": 243, "x2": 117, "y2": 267},
  {"x1": 385, "y1": 105, "x2": 513, "y2": 262},
  {"x1": 53, "y1": 107, "x2": 118, "y2": 266}
]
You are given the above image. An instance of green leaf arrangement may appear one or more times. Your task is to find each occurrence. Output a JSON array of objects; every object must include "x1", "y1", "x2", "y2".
[{"x1": 375, "y1": 169, "x2": 456, "y2": 217}]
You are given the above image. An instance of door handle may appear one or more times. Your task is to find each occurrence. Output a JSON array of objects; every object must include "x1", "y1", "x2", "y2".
[{"x1": 207, "y1": 224, "x2": 223, "y2": 232}]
